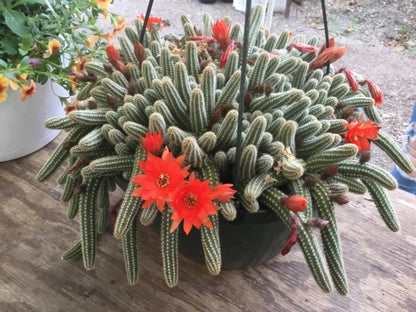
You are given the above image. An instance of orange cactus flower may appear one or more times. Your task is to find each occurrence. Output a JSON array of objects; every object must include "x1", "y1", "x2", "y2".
[
  {"x1": 309, "y1": 38, "x2": 346, "y2": 70},
  {"x1": 344, "y1": 114, "x2": 381, "y2": 151},
  {"x1": 0, "y1": 76, "x2": 9, "y2": 103},
  {"x1": 280, "y1": 195, "x2": 308, "y2": 213},
  {"x1": 287, "y1": 43, "x2": 317, "y2": 53},
  {"x1": 140, "y1": 130, "x2": 164, "y2": 155},
  {"x1": 43, "y1": 39, "x2": 62, "y2": 58},
  {"x1": 138, "y1": 14, "x2": 165, "y2": 31},
  {"x1": 106, "y1": 45, "x2": 125, "y2": 71},
  {"x1": 339, "y1": 68, "x2": 358, "y2": 92},
  {"x1": 169, "y1": 174, "x2": 236, "y2": 234},
  {"x1": 132, "y1": 147, "x2": 190, "y2": 212},
  {"x1": 19, "y1": 80, "x2": 36, "y2": 101},
  {"x1": 212, "y1": 20, "x2": 231, "y2": 51},
  {"x1": 360, "y1": 79, "x2": 383, "y2": 106}
]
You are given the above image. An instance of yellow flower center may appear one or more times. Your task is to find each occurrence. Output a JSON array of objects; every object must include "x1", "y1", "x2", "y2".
[
  {"x1": 157, "y1": 173, "x2": 170, "y2": 188},
  {"x1": 184, "y1": 192, "x2": 198, "y2": 208}
]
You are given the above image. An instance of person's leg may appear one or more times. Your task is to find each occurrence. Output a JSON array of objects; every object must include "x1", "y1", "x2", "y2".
[{"x1": 390, "y1": 102, "x2": 416, "y2": 194}]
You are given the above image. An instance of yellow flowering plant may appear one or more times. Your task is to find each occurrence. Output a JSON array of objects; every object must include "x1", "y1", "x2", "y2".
[{"x1": 0, "y1": 0, "x2": 120, "y2": 104}]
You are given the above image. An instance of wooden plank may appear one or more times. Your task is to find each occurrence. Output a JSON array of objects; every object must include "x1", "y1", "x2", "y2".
[{"x1": 1, "y1": 134, "x2": 416, "y2": 311}]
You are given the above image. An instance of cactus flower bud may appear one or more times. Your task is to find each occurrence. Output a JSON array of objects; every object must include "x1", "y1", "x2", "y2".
[
  {"x1": 320, "y1": 165, "x2": 339, "y2": 180},
  {"x1": 219, "y1": 41, "x2": 235, "y2": 68},
  {"x1": 359, "y1": 151, "x2": 371, "y2": 164},
  {"x1": 339, "y1": 68, "x2": 358, "y2": 92},
  {"x1": 280, "y1": 195, "x2": 307, "y2": 213},
  {"x1": 287, "y1": 43, "x2": 317, "y2": 53},
  {"x1": 303, "y1": 176, "x2": 318, "y2": 188},
  {"x1": 330, "y1": 194, "x2": 349, "y2": 205},
  {"x1": 281, "y1": 216, "x2": 298, "y2": 255},
  {"x1": 265, "y1": 84, "x2": 274, "y2": 97},
  {"x1": 134, "y1": 41, "x2": 147, "y2": 67},
  {"x1": 341, "y1": 107, "x2": 356, "y2": 119},
  {"x1": 360, "y1": 79, "x2": 383, "y2": 106},
  {"x1": 140, "y1": 130, "x2": 164, "y2": 155},
  {"x1": 106, "y1": 45, "x2": 125, "y2": 71},
  {"x1": 305, "y1": 218, "x2": 329, "y2": 228},
  {"x1": 73, "y1": 184, "x2": 87, "y2": 195}
]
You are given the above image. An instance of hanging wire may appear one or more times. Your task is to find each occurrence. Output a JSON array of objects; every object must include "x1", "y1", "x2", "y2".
[
  {"x1": 233, "y1": 0, "x2": 252, "y2": 193},
  {"x1": 140, "y1": 0, "x2": 155, "y2": 44},
  {"x1": 320, "y1": 0, "x2": 331, "y2": 74}
]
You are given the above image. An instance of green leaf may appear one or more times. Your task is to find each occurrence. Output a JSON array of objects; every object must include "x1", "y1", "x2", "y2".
[
  {"x1": 4, "y1": 8, "x2": 30, "y2": 37},
  {"x1": 19, "y1": 34, "x2": 33, "y2": 51},
  {"x1": 0, "y1": 37, "x2": 18, "y2": 56},
  {"x1": 0, "y1": 59, "x2": 7, "y2": 68},
  {"x1": 12, "y1": 0, "x2": 46, "y2": 6},
  {"x1": 18, "y1": 48, "x2": 29, "y2": 56}
]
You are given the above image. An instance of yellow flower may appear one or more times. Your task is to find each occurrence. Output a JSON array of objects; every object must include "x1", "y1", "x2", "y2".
[
  {"x1": 19, "y1": 80, "x2": 36, "y2": 101},
  {"x1": 0, "y1": 76, "x2": 9, "y2": 103},
  {"x1": 72, "y1": 55, "x2": 91, "y2": 73},
  {"x1": 86, "y1": 35, "x2": 99, "y2": 50},
  {"x1": 9, "y1": 64, "x2": 28, "y2": 90},
  {"x1": 113, "y1": 16, "x2": 126, "y2": 36},
  {"x1": 69, "y1": 76, "x2": 78, "y2": 92},
  {"x1": 94, "y1": 0, "x2": 111, "y2": 10},
  {"x1": 95, "y1": 0, "x2": 112, "y2": 21},
  {"x1": 43, "y1": 39, "x2": 62, "y2": 58}
]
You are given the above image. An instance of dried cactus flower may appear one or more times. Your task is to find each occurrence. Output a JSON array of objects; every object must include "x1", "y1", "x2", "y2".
[{"x1": 39, "y1": 5, "x2": 415, "y2": 294}]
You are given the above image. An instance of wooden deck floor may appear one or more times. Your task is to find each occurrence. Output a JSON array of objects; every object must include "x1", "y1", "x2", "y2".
[{"x1": 1, "y1": 134, "x2": 416, "y2": 311}]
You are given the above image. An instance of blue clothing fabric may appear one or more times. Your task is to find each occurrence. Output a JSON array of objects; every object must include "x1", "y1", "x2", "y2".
[{"x1": 390, "y1": 102, "x2": 416, "y2": 195}]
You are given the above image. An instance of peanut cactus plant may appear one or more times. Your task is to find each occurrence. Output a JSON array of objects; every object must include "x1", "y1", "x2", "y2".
[{"x1": 37, "y1": 5, "x2": 414, "y2": 295}]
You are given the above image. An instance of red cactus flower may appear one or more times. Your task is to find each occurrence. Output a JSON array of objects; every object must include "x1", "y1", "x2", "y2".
[
  {"x1": 106, "y1": 45, "x2": 125, "y2": 71},
  {"x1": 287, "y1": 43, "x2": 317, "y2": 53},
  {"x1": 138, "y1": 14, "x2": 165, "y2": 31},
  {"x1": 169, "y1": 174, "x2": 235, "y2": 234},
  {"x1": 281, "y1": 216, "x2": 298, "y2": 255},
  {"x1": 280, "y1": 195, "x2": 308, "y2": 213},
  {"x1": 220, "y1": 41, "x2": 235, "y2": 68},
  {"x1": 212, "y1": 20, "x2": 231, "y2": 51},
  {"x1": 344, "y1": 114, "x2": 381, "y2": 151},
  {"x1": 131, "y1": 147, "x2": 190, "y2": 212},
  {"x1": 339, "y1": 68, "x2": 358, "y2": 92},
  {"x1": 140, "y1": 130, "x2": 164, "y2": 155},
  {"x1": 360, "y1": 79, "x2": 383, "y2": 106}
]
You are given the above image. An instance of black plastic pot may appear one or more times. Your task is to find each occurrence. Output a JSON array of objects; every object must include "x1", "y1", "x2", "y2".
[{"x1": 155, "y1": 207, "x2": 290, "y2": 270}]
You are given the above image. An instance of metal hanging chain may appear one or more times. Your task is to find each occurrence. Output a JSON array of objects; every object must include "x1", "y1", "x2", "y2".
[
  {"x1": 320, "y1": 0, "x2": 331, "y2": 74},
  {"x1": 140, "y1": 0, "x2": 155, "y2": 43},
  {"x1": 233, "y1": 0, "x2": 252, "y2": 194}
]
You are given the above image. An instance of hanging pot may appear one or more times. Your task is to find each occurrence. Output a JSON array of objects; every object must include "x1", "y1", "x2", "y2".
[
  {"x1": 155, "y1": 207, "x2": 290, "y2": 270},
  {"x1": 0, "y1": 81, "x2": 66, "y2": 162}
]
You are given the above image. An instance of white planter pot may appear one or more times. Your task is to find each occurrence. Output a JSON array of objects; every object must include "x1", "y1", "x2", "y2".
[
  {"x1": 0, "y1": 81, "x2": 67, "y2": 162},
  {"x1": 233, "y1": 0, "x2": 286, "y2": 12}
]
